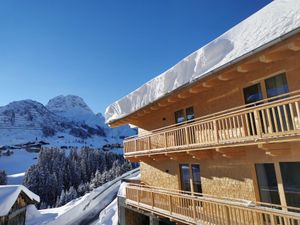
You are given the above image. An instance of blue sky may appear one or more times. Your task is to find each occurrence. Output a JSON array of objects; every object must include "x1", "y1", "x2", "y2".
[{"x1": 0, "y1": 0, "x2": 272, "y2": 114}]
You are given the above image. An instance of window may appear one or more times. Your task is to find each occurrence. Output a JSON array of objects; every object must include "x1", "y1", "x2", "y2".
[
  {"x1": 175, "y1": 107, "x2": 194, "y2": 124},
  {"x1": 175, "y1": 109, "x2": 185, "y2": 124},
  {"x1": 243, "y1": 83, "x2": 263, "y2": 105},
  {"x1": 265, "y1": 73, "x2": 289, "y2": 99},
  {"x1": 179, "y1": 164, "x2": 202, "y2": 193},
  {"x1": 179, "y1": 164, "x2": 191, "y2": 192},
  {"x1": 191, "y1": 164, "x2": 202, "y2": 193},
  {"x1": 255, "y1": 163, "x2": 281, "y2": 205},
  {"x1": 280, "y1": 162, "x2": 300, "y2": 208},
  {"x1": 186, "y1": 107, "x2": 195, "y2": 121},
  {"x1": 243, "y1": 84, "x2": 263, "y2": 135}
]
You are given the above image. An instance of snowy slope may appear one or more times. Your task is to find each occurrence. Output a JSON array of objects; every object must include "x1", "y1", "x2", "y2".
[
  {"x1": 25, "y1": 168, "x2": 140, "y2": 225},
  {"x1": 0, "y1": 95, "x2": 136, "y2": 147},
  {"x1": 105, "y1": 0, "x2": 300, "y2": 123}
]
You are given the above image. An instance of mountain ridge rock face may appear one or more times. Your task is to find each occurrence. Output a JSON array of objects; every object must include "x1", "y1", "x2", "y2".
[{"x1": 0, "y1": 96, "x2": 136, "y2": 148}]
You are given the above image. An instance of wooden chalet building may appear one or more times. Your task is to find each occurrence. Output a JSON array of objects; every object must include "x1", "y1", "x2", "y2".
[
  {"x1": 0, "y1": 185, "x2": 40, "y2": 225},
  {"x1": 105, "y1": 1, "x2": 300, "y2": 224}
]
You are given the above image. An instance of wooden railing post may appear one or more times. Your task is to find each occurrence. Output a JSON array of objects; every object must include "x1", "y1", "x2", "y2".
[
  {"x1": 254, "y1": 110, "x2": 263, "y2": 138},
  {"x1": 192, "y1": 199, "x2": 197, "y2": 222},
  {"x1": 164, "y1": 132, "x2": 167, "y2": 148},
  {"x1": 137, "y1": 188, "x2": 140, "y2": 206},
  {"x1": 148, "y1": 136, "x2": 151, "y2": 150},
  {"x1": 169, "y1": 195, "x2": 172, "y2": 214},
  {"x1": 151, "y1": 191, "x2": 154, "y2": 209},
  {"x1": 185, "y1": 127, "x2": 189, "y2": 145},
  {"x1": 213, "y1": 120, "x2": 219, "y2": 143},
  {"x1": 224, "y1": 206, "x2": 231, "y2": 225},
  {"x1": 134, "y1": 139, "x2": 137, "y2": 152}
]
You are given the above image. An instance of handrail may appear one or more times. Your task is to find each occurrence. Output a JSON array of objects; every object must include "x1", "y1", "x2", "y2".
[
  {"x1": 125, "y1": 89, "x2": 300, "y2": 140},
  {"x1": 125, "y1": 184, "x2": 300, "y2": 225},
  {"x1": 126, "y1": 183, "x2": 300, "y2": 213},
  {"x1": 124, "y1": 90, "x2": 300, "y2": 155}
]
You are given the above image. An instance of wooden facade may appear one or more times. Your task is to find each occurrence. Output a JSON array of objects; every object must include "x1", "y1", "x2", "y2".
[{"x1": 112, "y1": 31, "x2": 300, "y2": 224}]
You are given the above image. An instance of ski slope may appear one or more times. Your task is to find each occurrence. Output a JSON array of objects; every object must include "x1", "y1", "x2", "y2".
[{"x1": 26, "y1": 168, "x2": 140, "y2": 225}]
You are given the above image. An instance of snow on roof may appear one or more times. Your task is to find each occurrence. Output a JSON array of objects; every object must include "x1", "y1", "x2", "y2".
[
  {"x1": 105, "y1": 0, "x2": 300, "y2": 124},
  {"x1": 0, "y1": 185, "x2": 40, "y2": 217}
]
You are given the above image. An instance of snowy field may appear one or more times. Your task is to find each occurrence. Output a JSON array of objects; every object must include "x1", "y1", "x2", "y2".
[{"x1": 0, "y1": 149, "x2": 38, "y2": 184}]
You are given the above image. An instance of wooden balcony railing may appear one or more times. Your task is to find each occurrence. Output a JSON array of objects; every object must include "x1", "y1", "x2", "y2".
[
  {"x1": 124, "y1": 90, "x2": 300, "y2": 156},
  {"x1": 125, "y1": 184, "x2": 300, "y2": 225}
]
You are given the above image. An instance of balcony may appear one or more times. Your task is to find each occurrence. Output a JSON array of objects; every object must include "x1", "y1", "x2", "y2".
[
  {"x1": 125, "y1": 184, "x2": 300, "y2": 225},
  {"x1": 124, "y1": 91, "x2": 300, "y2": 158}
]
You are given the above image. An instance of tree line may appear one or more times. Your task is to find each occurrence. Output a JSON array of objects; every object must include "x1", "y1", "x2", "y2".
[{"x1": 23, "y1": 148, "x2": 137, "y2": 208}]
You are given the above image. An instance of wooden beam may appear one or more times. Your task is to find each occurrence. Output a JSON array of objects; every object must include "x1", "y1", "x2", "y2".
[
  {"x1": 187, "y1": 150, "x2": 213, "y2": 160},
  {"x1": 218, "y1": 73, "x2": 233, "y2": 81},
  {"x1": 167, "y1": 96, "x2": 179, "y2": 103},
  {"x1": 216, "y1": 148, "x2": 246, "y2": 159},
  {"x1": 143, "y1": 109, "x2": 151, "y2": 114},
  {"x1": 259, "y1": 50, "x2": 295, "y2": 63},
  {"x1": 189, "y1": 86, "x2": 204, "y2": 94},
  {"x1": 158, "y1": 100, "x2": 170, "y2": 107},
  {"x1": 288, "y1": 40, "x2": 300, "y2": 51},
  {"x1": 165, "y1": 152, "x2": 191, "y2": 161},
  {"x1": 137, "y1": 111, "x2": 144, "y2": 117},
  {"x1": 150, "y1": 105, "x2": 160, "y2": 111},
  {"x1": 258, "y1": 143, "x2": 290, "y2": 151},
  {"x1": 177, "y1": 91, "x2": 192, "y2": 99},
  {"x1": 202, "y1": 82, "x2": 213, "y2": 88}
]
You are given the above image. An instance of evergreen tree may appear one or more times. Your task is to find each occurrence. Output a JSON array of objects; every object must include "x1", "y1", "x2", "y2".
[{"x1": 0, "y1": 170, "x2": 7, "y2": 185}]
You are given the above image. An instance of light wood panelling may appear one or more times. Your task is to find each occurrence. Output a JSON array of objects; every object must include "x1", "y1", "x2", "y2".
[{"x1": 140, "y1": 142, "x2": 300, "y2": 202}]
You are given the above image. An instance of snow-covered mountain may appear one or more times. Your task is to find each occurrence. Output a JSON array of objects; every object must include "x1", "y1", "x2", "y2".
[{"x1": 0, "y1": 95, "x2": 136, "y2": 148}]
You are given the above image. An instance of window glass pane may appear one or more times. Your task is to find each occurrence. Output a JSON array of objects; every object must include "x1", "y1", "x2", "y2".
[
  {"x1": 255, "y1": 163, "x2": 281, "y2": 205},
  {"x1": 265, "y1": 73, "x2": 289, "y2": 98},
  {"x1": 180, "y1": 164, "x2": 191, "y2": 192},
  {"x1": 175, "y1": 109, "x2": 185, "y2": 123},
  {"x1": 280, "y1": 162, "x2": 300, "y2": 208},
  {"x1": 191, "y1": 164, "x2": 202, "y2": 193},
  {"x1": 186, "y1": 107, "x2": 194, "y2": 121},
  {"x1": 243, "y1": 83, "x2": 263, "y2": 104}
]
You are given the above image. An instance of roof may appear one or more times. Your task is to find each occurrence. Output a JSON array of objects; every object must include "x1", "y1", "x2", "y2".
[
  {"x1": 0, "y1": 185, "x2": 40, "y2": 217},
  {"x1": 105, "y1": 0, "x2": 300, "y2": 124}
]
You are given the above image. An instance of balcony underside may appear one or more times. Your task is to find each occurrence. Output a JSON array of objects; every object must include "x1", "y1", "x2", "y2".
[
  {"x1": 124, "y1": 91, "x2": 300, "y2": 162},
  {"x1": 125, "y1": 184, "x2": 300, "y2": 225}
]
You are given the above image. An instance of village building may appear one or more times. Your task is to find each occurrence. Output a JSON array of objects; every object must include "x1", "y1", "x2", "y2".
[
  {"x1": 106, "y1": 0, "x2": 300, "y2": 225},
  {"x1": 0, "y1": 185, "x2": 40, "y2": 225}
]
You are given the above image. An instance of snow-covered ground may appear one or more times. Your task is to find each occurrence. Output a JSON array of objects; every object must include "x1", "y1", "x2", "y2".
[
  {"x1": 92, "y1": 198, "x2": 118, "y2": 225},
  {"x1": 0, "y1": 149, "x2": 38, "y2": 184},
  {"x1": 25, "y1": 168, "x2": 140, "y2": 225},
  {"x1": 105, "y1": 0, "x2": 300, "y2": 123}
]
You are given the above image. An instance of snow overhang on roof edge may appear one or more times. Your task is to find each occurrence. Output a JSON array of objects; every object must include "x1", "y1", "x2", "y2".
[{"x1": 105, "y1": 0, "x2": 300, "y2": 125}]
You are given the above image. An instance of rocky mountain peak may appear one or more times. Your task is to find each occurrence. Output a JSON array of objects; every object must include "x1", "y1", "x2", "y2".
[{"x1": 46, "y1": 95, "x2": 93, "y2": 114}]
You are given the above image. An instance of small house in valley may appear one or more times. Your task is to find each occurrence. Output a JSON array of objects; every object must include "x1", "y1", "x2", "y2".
[{"x1": 0, "y1": 185, "x2": 40, "y2": 225}]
